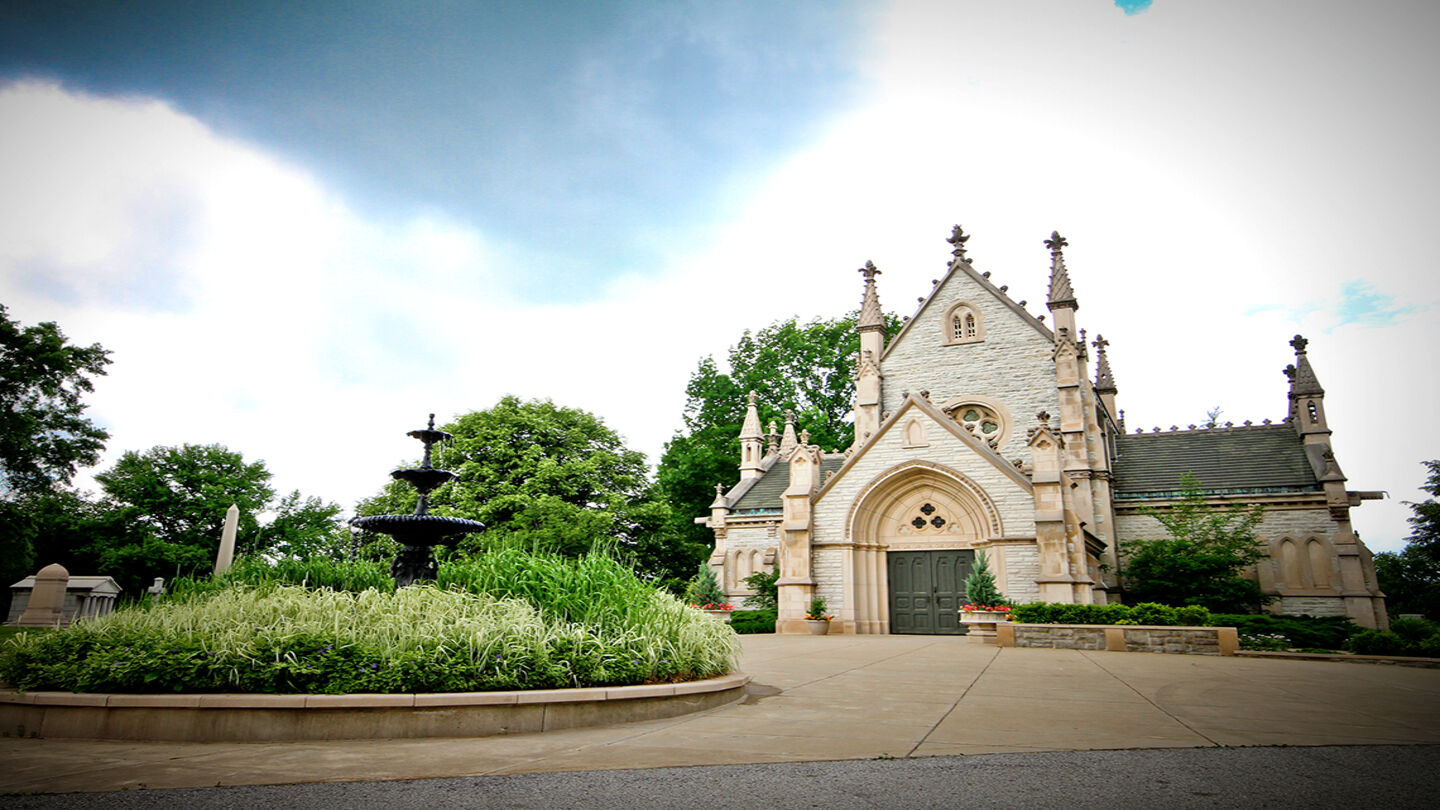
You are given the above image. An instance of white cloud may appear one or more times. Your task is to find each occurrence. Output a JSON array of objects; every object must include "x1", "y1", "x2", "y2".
[{"x1": 3, "y1": 0, "x2": 1438, "y2": 556}]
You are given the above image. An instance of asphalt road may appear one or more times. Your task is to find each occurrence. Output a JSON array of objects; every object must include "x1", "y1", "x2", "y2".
[{"x1": 7, "y1": 745, "x2": 1438, "y2": 809}]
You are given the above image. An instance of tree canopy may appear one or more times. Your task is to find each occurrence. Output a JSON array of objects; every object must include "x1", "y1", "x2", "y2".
[
  {"x1": 1120, "y1": 472, "x2": 1270, "y2": 613},
  {"x1": 92, "y1": 444, "x2": 281, "y2": 592},
  {"x1": 655, "y1": 312, "x2": 901, "y2": 576},
  {"x1": 0, "y1": 305, "x2": 111, "y2": 600},
  {"x1": 356, "y1": 397, "x2": 670, "y2": 566},
  {"x1": 1374, "y1": 460, "x2": 1440, "y2": 619},
  {"x1": 0, "y1": 304, "x2": 110, "y2": 496}
]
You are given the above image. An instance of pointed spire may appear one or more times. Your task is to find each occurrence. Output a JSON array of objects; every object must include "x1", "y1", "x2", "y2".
[
  {"x1": 947, "y1": 224, "x2": 970, "y2": 261},
  {"x1": 779, "y1": 411, "x2": 799, "y2": 457},
  {"x1": 1289, "y1": 334, "x2": 1324, "y2": 395},
  {"x1": 858, "y1": 261, "x2": 883, "y2": 332},
  {"x1": 710, "y1": 483, "x2": 728, "y2": 509},
  {"x1": 1093, "y1": 334, "x2": 1117, "y2": 392},
  {"x1": 1045, "y1": 230, "x2": 1077, "y2": 311},
  {"x1": 739, "y1": 390, "x2": 763, "y2": 440}
]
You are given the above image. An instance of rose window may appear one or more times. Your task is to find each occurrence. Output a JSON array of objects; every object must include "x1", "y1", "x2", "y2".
[{"x1": 953, "y1": 405, "x2": 1002, "y2": 447}]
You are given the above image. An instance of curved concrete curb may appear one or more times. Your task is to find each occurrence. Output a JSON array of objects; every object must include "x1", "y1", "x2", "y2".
[{"x1": 0, "y1": 672, "x2": 750, "y2": 742}]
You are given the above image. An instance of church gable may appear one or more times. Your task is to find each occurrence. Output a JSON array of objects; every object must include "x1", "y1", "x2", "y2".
[
  {"x1": 811, "y1": 395, "x2": 1037, "y2": 545},
  {"x1": 879, "y1": 258, "x2": 1060, "y2": 463}
]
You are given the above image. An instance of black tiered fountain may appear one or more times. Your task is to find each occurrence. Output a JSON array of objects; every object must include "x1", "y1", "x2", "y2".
[{"x1": 350, "y1": 414, "x2": 485, "y2": 587}]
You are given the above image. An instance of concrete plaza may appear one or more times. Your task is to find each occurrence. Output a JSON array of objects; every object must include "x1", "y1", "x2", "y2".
[{"x1": 2, "y1": 634, "x2": 1438, "y2": 795}]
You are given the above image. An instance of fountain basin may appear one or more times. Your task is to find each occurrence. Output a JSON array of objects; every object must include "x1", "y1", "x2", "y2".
[{"x1": 350, "y1": 514, "x2": 485, "y2": 546}]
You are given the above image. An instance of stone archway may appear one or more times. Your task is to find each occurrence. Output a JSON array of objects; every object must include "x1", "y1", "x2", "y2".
[{"x1": 845, "y1": 462, "x2": 1003, "y2": 634}]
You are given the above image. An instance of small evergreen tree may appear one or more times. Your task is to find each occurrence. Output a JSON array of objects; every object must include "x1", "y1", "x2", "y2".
[
  {"x1": 964, "y1": 551, "x2": 1007, "y2": 607},
  {"x1": 684, "y1": 562, "x2": 726, "y2": 607}
]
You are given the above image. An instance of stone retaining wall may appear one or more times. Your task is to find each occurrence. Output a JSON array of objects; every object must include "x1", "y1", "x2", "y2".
[
  {"x1": 995, "y1": 623, "x2": 1238, "y2": 656},
  {"x1": 0, "y1": 673, "x2": 750, "y2": 742}
]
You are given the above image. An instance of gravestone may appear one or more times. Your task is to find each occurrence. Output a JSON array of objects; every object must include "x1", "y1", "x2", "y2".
[{"x1": 16, "y1": 563, "x2": 68, "y2": 627}]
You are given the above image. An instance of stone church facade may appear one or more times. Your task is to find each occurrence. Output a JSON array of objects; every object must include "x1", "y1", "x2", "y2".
[{"x1": 698, "y1": 227, "x2": 1388, "y2": 634}]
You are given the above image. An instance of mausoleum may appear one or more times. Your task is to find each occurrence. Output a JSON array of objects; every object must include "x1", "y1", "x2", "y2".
[{"x1": 698, "y1": 227, "x2": 1388, "y2": 634}]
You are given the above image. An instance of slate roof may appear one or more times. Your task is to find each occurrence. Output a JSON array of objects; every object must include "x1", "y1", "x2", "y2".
[
  {"x1": 1112, "y1": 425, "x2": 1319, "y2": 498},
  {"x1": 730, "y1": 456, "x2": 847, "y2": 514}
]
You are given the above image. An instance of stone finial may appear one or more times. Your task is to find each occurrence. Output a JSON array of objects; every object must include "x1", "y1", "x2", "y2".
[
  {"x1": 779, "y1": 411, "x2": 799, "y2": 457},
  {"x1": 740, "y1": 390, "x2": 763, "y2": 441},
  {"x1": 799, "y1": 428, "x2": 811, "y2": 446},
  {"x1": 948, "y1": 224, "x2": 970, "y2": 259},
  {"x1": 1288, "y1": 334, "x2": 1325, "y2": 396},
  {"x1": 919, "y1": 390, "x2": 930, "y2": 400},
  {"x1": 858, "y1": 261, "x2": 884, "y2": 331},
  {"x1": 715, "y1": 483, "x2": 725, "y2": 495},
  {"x1": 766, "y1": 420, "x2": 780, "y2": 454},
  {"x1": 1045, "y1": 230, "x2": 1077, "y2": 310},
  {"x1": 1094, "y1": 333, "x2": 1117, "y2": 392},
  {"x1": 1036, "y1": 410, "x2": 1051, "y2": 424}
]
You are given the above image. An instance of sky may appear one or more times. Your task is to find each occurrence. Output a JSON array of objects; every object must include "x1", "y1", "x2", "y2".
[{"x1": 1, "y1": 0, "x2": 1436, "y2": 553}]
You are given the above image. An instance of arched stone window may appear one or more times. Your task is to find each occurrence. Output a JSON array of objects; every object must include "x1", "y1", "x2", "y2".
[
  {"x1": 1306, "y1": 538, "x2": 1332, "y2": 588},
  {"x1": 943, "y1": 302, "x2": 984, "y2": 345},
  {"x1": 903, "y1": 418, "x2": 929, "y2": 448}
]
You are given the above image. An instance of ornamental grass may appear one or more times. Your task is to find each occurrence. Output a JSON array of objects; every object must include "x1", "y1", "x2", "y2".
[{"x1": 0, "y1": 552, "x2": 739, "y2": 695}]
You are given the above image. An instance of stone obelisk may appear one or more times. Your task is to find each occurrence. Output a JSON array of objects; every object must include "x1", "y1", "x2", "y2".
[{"x1": 215, "y1": 503, "x2": 239, "y2": 574}]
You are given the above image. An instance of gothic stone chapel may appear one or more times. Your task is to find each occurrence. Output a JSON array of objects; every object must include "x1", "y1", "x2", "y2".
[{"x1": 699, "y1": 227, "x2": 1388, "y2": 634}]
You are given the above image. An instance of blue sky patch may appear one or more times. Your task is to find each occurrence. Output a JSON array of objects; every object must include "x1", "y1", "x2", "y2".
[
  {"x1": 1115, "y1": 0, "x2": 1154, "y2": 15},
  {"x1": 1332, "y1": 280, "x2": 1418, "y2": 330},
  {"x1": 0, "y1": 1, "x2": 872, "y2": 302}
]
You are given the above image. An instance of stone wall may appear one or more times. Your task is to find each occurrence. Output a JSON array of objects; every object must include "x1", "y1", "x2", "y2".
[
  {"x1": 998, "y1": 623, "x2": 1238, "y2": 655},
  {"x1": 1000, "y1": 544, "x2": 1040, "y2": 604}
]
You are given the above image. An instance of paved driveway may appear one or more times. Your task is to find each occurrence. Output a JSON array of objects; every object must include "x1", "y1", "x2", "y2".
[{"x1": 3, "y1": 635, "x2": 1438, "y2": 794}]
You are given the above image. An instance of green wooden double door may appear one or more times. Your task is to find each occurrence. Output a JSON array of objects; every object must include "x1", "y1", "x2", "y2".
[{"x1": 888, "y1": 550, "x2": 976, "y2": 635}]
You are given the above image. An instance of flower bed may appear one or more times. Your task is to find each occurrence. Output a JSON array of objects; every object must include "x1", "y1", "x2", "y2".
[{"x1": 1, "y1": 551, "x2": 739, "y2": 695}]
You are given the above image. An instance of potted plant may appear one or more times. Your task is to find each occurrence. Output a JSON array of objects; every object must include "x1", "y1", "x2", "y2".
[
  {"x1": 806, "y1": 596, "x2": 831, "y2": 635},
  {"x1": 959, "y1": 551, "x2": 1011, "y2": 639}
]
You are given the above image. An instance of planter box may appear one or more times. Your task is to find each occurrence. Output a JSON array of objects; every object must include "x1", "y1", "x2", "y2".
[
  {"x1": 959, "y1": 611, "x2": 1010, "y2": 640},
  {"x1": 995, "y1": 623, "x2": 1239, "y2": 656}
]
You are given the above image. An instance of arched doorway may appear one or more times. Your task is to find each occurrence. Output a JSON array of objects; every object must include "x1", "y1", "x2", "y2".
[{"x1": 846, "y1": 462, "x2": 1003, "y2": 634}]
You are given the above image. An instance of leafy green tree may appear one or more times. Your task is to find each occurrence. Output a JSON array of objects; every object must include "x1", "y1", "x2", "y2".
[
  {"x1": 93, "y1": 444, "x2": 275, "y2": 593},
  {"x1": 0, "y1": 306, "x2": 111, "y2": 602},
  {"x1": 1120, "y1": 472, "x2": 1271, "y2": 612},
  {"x1": 356, "y1": 397, "x2": 671, "y2": 565},
  {"x1": 742, "y1": 569, "x2": 779, "y2": 609},
  {"x1": 1374, "y1": 460, "x2": 1440, "y2": 618},
  {"x1": 0, "y1": 304, "x2": 111, "y2": 497},
  {"x1": 251, "y1": 490, "x2": 347, "y2": 560},
  {"x1": 655, "y1": 312, "x2": 902, "y2": 583}
]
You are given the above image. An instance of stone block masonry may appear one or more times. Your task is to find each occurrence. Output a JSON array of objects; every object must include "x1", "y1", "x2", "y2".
[{"x1": 996, "y1": 623, "x2": 1239, "y2": 655}]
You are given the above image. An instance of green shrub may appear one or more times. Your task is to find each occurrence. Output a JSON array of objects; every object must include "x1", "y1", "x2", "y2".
[
  {"x1": 1208, "y1": 614, "x2": 1357, "y2": 649},
  {"x1": 170, "y1": 557, "x2": 395, "y2": 600},
  {"x1": 731, "y1": 609, "x2": 777, "y2": 635},
  {"x1": 807, "y1": 597, "x2": 828, "y2": 620},
  {"x1": 1347, "y1": 629, "x2": 1410, "y2": 656},
  {"x1": 1387, "y1": 616, "x2": 1439, "y2": 644}
]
